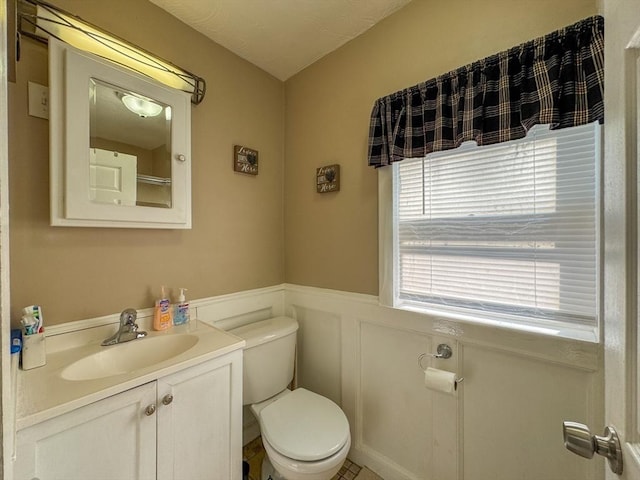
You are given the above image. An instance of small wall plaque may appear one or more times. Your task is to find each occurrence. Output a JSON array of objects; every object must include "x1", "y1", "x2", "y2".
[
  {"x1": 316, "y1": 164, "x2": 340, "y2": 193},
  {"x1": 234, "y1": 145, "x2": 259, "y2": 175}
]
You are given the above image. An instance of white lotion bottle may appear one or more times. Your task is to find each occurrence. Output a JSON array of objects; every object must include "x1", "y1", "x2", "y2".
[{"x1": 173, "y1": 288, "x2": 190, "y2": 327}]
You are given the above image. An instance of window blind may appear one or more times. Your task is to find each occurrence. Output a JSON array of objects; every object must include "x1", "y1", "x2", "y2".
[{"x1": 393, "y1": 123, "x2": 599, "y2": 327}]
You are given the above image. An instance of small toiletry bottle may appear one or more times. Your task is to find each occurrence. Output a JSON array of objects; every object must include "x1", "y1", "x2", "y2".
[
  {"x1": 174, "y1": 288, "x2": 190, "y2": 326},
  {"x1": 153, "y1": 286, "x2": 173, "y2": 331}
]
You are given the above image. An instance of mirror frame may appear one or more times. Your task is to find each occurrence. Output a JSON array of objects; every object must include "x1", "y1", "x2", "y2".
[{"x1": 49, "y1": 38, "x2": 192, "y2": 229}]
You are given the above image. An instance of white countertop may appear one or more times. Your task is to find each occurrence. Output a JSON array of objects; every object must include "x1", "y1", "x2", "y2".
[{"x1": 16, "y1": 322, "x2": 245, "y2": 430}]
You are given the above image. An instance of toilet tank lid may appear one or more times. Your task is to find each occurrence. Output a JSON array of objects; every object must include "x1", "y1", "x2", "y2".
[{"x1": 229, "y1": 316, "x2": 298, "y2": 349}]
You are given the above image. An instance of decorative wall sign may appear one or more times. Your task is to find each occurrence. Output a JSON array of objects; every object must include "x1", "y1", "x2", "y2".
[
  {"x1": 234, "y1": 145, "x2": 259, "y2": 175},
  {"x1": 316, "y1": 164, "x2": 340, "y2": 193}
]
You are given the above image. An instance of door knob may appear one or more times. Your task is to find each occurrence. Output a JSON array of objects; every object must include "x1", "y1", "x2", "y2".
[
  {"x1": 162, "y1": 393, "x2": 174, "y2": 405},
  {"x1": 563, "y1": 421, "x2": 623, "y2": 474},
  {"x1": 145, "y1": 404, "x2": 156, "y2": 416}
]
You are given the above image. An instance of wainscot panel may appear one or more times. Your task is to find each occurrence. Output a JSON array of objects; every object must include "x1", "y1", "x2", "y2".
[
  {"x1": 285, "y1": 283, "x2": 603, "y2": 480},
  {"x1": 292, "y1": 306, "x2": 342, "y2": 406}
]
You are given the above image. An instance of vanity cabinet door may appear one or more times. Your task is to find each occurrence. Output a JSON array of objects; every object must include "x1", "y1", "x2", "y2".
[
  {"x1": 14, "y1": 382, "x2": 157, "y2": 480},
  {"x1": 156, "y1": 351, "x2": 243, "y2": 480}
]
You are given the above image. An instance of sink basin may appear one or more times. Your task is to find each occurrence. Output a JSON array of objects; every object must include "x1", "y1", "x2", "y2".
[{"x1": 61, "y1": 334, "x2": 199, "y2": 381}]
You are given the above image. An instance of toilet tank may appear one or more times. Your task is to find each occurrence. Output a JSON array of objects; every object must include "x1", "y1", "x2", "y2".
[{"x1": 229, "y1": 316, "x2": 298, "y2": 405}]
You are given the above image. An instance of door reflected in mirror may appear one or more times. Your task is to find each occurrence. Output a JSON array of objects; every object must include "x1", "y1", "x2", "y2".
[{"x1": 89, "y1": 78, "x2": 172, "y2": 208}]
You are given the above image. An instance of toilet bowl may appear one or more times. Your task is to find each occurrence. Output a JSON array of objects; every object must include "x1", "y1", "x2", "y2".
[
  {"x1": 230, "y1": 317, "x2": 352, "y2": 480},
  {"x1": 251, "y1": 388, "x2": 350, "y2": 480}
]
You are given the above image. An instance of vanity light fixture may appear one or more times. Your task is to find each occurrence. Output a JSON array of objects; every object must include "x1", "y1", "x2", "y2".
[
  {"x1": 17, "y1": 0, "x2": 206, "y2": 104},
  {"x1": 121, "y1": 94, "x2": 163, "y2": 118}
]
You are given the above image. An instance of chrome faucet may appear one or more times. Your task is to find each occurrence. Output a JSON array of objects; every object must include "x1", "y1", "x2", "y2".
[{"x1": 101, "y1": 308, "x2": 147, "y2": 346}]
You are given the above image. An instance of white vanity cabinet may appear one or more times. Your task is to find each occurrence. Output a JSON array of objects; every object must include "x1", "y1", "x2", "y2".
[{"x1": 14, "y1": 351, "x2": 242, "y2": 480}]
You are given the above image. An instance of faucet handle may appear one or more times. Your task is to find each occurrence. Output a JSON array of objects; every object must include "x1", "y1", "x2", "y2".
[{"x1": 120, "y1": 308, "x2": 138, "y2": 326}]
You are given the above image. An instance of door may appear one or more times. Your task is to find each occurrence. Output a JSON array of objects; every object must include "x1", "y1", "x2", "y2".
[
  {"x1": 89, "y1": 147, "x2": 137, "y2": 206},
  {"x1": 603, "y1": 2, "x2": 640, "y2": 478},
  {"x1": 14, "y1": 382, "x2": 157, "y2": 480},
  {"x1": 0, "y1": 2, "x2": 11, "y2": 477},
  {"x1": 564, "y1": 4, "x2": 640, "y2": 478}
]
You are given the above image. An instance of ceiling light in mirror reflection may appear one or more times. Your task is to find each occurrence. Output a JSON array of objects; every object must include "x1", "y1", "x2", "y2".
[
  {"x1": 89, "y1": 79, "x2": 173, "y2": 209},
  {"x1": 122, "y1": 95, "x2": 163, "y2": 118},
  {"x1": 89, "y1": 78, "x2": 170, "y2": 151}
]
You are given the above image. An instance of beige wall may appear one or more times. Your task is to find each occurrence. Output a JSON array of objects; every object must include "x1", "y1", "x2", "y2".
[
  {"x1": 8, "y1": 0, "x2": 600, "y2": 325},
  {"x1": 8, "y1": 0, "x2": 285, "y2": 325},
  {"x1": 284, "y1": 0, "x2": 598, "y2": 295}
]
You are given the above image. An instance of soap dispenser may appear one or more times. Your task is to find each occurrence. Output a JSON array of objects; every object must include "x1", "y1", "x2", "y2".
[
  {"x1": 153, "y1": 286, "x2": 173, "y2": 331},
  {"x1": 173, "y1": 288, "x2": 190, "y2": 326}
]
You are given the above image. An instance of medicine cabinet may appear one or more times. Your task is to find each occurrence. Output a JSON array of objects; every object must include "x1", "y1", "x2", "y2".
[{"x1": 49, "y1": 38, "x2": 192, "y2": 228}]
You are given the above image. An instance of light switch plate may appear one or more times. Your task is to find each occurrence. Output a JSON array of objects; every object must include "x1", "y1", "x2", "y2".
[{"x1": 28, "y1": 82, "x2": 49, "y2": 119}]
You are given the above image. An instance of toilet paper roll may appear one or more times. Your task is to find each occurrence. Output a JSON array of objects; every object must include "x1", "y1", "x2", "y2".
[{"x1": 424, "y1": 367, "x2": 457, "y2": 394}]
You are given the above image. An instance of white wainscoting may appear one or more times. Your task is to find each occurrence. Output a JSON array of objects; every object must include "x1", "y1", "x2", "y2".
[
  {"x1": 194, "y1": 284, "x2": 285, "y2": 330},
  {"x1": 45, "y1": 283, "x2": 602, "y2": 480},
  {"x1": 284, "y1": 284, "x2": 603, "y2": 480},
  {"x1": 194, "y1": 285, "x2": 285, "y2": 443}
]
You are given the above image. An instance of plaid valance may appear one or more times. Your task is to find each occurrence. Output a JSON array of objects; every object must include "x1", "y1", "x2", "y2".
[{"x1": 367, "y1": 16, "x2": 604, "y2": 168}]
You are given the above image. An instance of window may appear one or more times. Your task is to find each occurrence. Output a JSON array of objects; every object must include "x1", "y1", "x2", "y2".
[{"x1": 386, "y1": 123, "x2": 600, "y2": 336}]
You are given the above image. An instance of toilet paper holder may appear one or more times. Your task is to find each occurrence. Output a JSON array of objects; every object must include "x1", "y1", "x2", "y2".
[
  {"x1": 417, "y1": 343, "x2": 452, "y2": 369},
  {"x1": 417, "y1": 344, "x2": 464, "y2": 386}
]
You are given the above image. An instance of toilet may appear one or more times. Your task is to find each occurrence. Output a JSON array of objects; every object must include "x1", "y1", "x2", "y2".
[{"x1": 230, "y1": 316, "x2": 351, "y2": 480}]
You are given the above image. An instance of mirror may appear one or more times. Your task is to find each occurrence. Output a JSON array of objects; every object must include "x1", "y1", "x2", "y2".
[
  {"x1": 49, "y1": 38, "x2": 192, "y2": 228},
  {"x1": 89, "y1": 79, "x2": 172, "y2": 209}
]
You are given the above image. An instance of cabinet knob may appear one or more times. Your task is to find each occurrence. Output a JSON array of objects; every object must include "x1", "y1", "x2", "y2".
[
  {"x1": 162, "y1": 393, "x2": 174, "y2": 405},
  {"x1": 145, "y1": 404, "x2": 156, "y2": 416},
  {"x1": 176, "y1": 153, "x2": 186, "y2": 162}
]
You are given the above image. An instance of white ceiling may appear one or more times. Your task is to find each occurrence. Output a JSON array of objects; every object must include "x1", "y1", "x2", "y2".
[{"x1": 148, "y1": 0, "x2": 413, "y2": 81}]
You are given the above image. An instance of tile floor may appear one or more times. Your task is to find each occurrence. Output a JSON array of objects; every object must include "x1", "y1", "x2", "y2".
[
  {"x1": 333, "y1": 459, "x2": 362, "y2": 480},
  {"x1": 242, "y1": 436, "x2": 377, "y2": 480}
]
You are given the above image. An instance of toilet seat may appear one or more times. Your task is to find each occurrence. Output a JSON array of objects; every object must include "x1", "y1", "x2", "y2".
[
  {"x1": 258, "y1": 388, "x2": 350, "y2": 461},
  {"x1": 262, "y1": 431, "x2": 351, "y2": 480}
]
